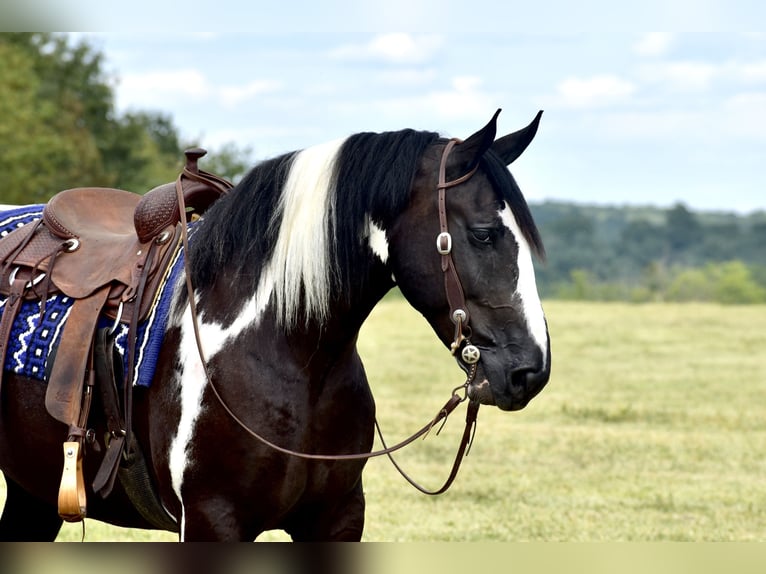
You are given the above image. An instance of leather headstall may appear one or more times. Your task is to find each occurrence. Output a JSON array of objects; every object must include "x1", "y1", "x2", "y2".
[{"x1": 436, "y1": 139, "x2": 482, "y2": 370}]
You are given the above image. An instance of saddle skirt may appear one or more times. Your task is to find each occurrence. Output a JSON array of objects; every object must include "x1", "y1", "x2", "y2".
[{"x1": 0, "y1": 205, "x2": 186, "y2": 388}]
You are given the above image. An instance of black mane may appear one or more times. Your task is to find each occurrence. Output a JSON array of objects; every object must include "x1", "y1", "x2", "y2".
[
  {"x1": 187, "y1": 129, "x2": 543, "y2": 321},
  {"x1": 331, "y1": 129, "x2": 440, "y2": 298},
  {"x1": 188, "y1": 151, "x2": 297, "y2": 294},
  {"x1": 188, "y1": 129, "x2": 440, "y2": 302}
]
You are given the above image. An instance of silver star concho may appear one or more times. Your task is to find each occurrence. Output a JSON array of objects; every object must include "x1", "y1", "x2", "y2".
[{"x1": 461, "y1": 344, "x2": 481, "y2": 364}]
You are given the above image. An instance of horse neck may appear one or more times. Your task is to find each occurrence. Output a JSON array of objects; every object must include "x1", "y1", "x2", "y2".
[
  {"x1": 282, "y1": 266, "x2": 395, "y2": 371},
  {"x1": 194, "y1": 261, "x2": 394, "y2": 377}
]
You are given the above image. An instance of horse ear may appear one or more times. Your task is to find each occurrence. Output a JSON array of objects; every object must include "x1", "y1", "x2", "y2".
[
  {"x1": 457, "y1": 109, "x2": 502, "y2": 170},
  {"x1": 491, "y1": 110, "x2": 543, "y2": 165}
]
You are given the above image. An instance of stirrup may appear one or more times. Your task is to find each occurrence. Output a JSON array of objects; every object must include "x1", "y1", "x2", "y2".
[{"x1": 58, "y1": 441, "x2": 87, "y2": 522}]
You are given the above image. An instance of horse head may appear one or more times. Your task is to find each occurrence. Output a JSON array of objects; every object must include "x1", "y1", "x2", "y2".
[{"x1": 387, "y1": 110, "x2": 550, "y2": 411}]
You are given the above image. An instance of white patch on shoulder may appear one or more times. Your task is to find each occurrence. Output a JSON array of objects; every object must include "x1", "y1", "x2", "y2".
[
  {"x1": 167, "y1": 269, "x2": 275, "y2": 518},
  {"x1": 499, "y1": 204, "x2": 548, "y2": 367},
  {"x1": 367, "y1": 218, "x2": 389, "y2": 263}
]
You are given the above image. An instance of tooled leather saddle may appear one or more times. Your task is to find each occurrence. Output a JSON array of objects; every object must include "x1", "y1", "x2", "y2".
[{"x1": 0, "y1": 148, "x2": 232, "y2": 523}]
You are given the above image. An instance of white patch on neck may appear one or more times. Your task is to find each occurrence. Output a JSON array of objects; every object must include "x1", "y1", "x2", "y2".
[
  {"x1": 271, "y1": 138, "x2": 344, "y2": 325},
  {"x1": 499, "y1": 204, "x2": 548, "y2": 367},
  {"x1": 367, "y1": 218, "x2": 389, "y2": 263}
]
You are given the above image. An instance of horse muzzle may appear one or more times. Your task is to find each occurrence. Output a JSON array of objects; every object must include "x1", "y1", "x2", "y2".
[{"x1": 465, "y1": 344, "x2": 551, "y2": 411}]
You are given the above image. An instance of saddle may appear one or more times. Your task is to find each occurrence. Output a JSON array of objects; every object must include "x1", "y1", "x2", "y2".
[{"x1": 0, "y1": 148, "x2": 232, "y2": 523}]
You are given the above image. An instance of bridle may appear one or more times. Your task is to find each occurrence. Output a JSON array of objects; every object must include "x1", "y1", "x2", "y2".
[
  {"x1": 436, "y1": 139, "x2": 482, "y2": 368},
  {"x1": 176, "y1": 138, "x2": 482, "y2": 494}
]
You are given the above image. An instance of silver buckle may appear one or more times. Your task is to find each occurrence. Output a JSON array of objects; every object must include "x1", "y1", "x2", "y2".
[{"x1": 436, "y1": 232, "x2": 452, "y2": 255}]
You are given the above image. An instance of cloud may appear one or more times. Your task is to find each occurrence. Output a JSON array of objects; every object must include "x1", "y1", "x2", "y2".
[
  {"x1": 219, "y1": 80, "x2": 282, "y2": 108},
  {"x1": 638, "y1": 61, "x2": 718, "y2": 92},
  {"x1": 555, "y1": 75, "x2": 636, "y2": 108},
  {"x1": 329, "y1": 33, "x2": 443, "y2": 64},
  {"x1": 731, "y1": 60, "x2": 766, "y2": 83},
  {"x1": 637, "y1": 58, "x2": 766, "y2": 94},
  {"x1": 115, "y1": 69, "x2": 280, "y2": 111},
  {"x1": 633, "y1": 33, "x2": 674, "y2": 57},
  {"x1": 722, "y1": 92, "x2": 766, "y2": 138},
  {"x1": 374, "y1": 75, "x2": 495, "y2": 122},
  {"x1": 376, "y1": 68, "x2": 438, "y2": 87},
  {"x1": 594, "y1": 110, "x2": 705, "y2": 141},
  {"x1": 118, "y1": 69, "x2": 211, "y2": 108}
]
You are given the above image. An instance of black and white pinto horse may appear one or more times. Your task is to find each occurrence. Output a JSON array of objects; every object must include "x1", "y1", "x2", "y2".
[{"x1": 0, "y1": 110, "x2": 550, "y2": 541}]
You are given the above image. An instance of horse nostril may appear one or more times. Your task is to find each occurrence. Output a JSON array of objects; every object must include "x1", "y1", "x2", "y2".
[
  {"x1": 511, "y1": 364, "x2": 550, "y2": 393},
  {"x1": 524, "y1": 365, "x2": 550, "y2": 391}
]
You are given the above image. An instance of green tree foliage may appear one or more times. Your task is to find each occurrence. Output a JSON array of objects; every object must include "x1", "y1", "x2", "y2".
[
  {"x1": 665, "y1": 202, "x2": 704, "y2": 263},
  {"x1": 0, "y1": 33, "x2": 252, "y2": 204},
  {"x1": 0, "y1": 38, "x2": 102, "y2": 203}
]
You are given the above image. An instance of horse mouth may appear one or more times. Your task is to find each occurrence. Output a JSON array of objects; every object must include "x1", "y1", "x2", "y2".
[
  {"x1": 467, "y1": 378, "x2": 495, "y2": 405},
  {"x1": 466, "y1": 362, "x2": 549, "y2": 412}
]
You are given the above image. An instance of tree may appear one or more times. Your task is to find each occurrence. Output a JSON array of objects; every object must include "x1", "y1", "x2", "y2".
[
  {"x1": 0, "y1": 39, "x2": 102, "y2": 203},
  {"x1": 0, "y1": 33, "x2": 252, "y2": 202},
  {"x1": 665, "y1": 202, "x2": 703, "y2": 264},
  {"x1": 709, "y1": 261, "x2": 766, "y2": 304}
]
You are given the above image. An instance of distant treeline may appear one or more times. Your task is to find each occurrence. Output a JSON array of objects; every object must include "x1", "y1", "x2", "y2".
[{"x1": 531, "y1": 201, "x2": 766, "y2": 303}]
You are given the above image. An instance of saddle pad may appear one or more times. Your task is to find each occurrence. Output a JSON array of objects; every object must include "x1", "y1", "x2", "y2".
[{"x1": 0, "y1": 205, "x2": 186, "y2": 388}]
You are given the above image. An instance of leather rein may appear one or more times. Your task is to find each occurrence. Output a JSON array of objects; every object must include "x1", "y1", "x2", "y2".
[{"x1": 175, "y1": 139, "x2": 482, "y2": 495}]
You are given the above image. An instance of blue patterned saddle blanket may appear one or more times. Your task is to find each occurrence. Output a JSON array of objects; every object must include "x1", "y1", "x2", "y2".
[{"x1": 0, "y1": 205, "x2": 185, "y2": 387}]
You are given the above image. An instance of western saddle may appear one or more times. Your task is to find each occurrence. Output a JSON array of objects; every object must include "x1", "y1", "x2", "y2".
[{"x1": 0, "y1": 148, "x2": 232, "y2": 524}]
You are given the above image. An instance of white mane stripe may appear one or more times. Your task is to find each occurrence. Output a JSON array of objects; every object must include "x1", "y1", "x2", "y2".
[{"x1": 270, "y1": 138, "x2": 345, "y2": 325}]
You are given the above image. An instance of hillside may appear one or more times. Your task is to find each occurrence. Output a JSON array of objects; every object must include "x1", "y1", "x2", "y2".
[{"x1": 528, "y1": 201, "x2": 766, "y2": 302}]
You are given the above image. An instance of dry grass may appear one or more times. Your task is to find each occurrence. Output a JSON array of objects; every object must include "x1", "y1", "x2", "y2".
[
  {"x1": 358, "y1": 300, "x2": 766, "y2": 541},
  {"x1": 2, "y1": 300, "x2": 765, "y2": 541}
]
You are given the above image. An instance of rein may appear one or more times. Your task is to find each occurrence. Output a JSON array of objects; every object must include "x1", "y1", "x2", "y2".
[{"x1": 174, "y1": 139, "x2": 481, "y2": 494}]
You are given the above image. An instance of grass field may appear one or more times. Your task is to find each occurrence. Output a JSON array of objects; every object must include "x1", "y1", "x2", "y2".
[{"x1": 3, "y1": 300, "x2": 765, "y2": 541}]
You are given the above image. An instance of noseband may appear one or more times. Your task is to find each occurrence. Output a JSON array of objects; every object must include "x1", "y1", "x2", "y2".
[{"x1": 177, "y1": 139, "x2": 482, "y2": 495}]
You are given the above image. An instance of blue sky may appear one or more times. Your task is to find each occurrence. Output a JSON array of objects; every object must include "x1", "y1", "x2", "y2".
[
  {"x1": 19, "y1": 3, "x2": 766, "y2": 214},
  {"x1": 79, "y1": 31, "x2": 765, "y2": 213}
]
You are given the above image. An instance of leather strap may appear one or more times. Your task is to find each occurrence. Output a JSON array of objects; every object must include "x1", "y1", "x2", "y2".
[
  {"x1": 92, "y1": 328, "x2": 127, "y2": 498},
  {"x1": 92, "y1": 434, "x2": 125, "y2": 498},
  {"x1": 45, "y1": 284, "x2": 110, "y2": 426},
  {"x1": 380, "y1": 399, "x2": 479, "y2": 495},
  {"x1": 436, "y1": 139, "x2": 477, "y2": 335},
  {"x1": 0, "y1": 277, "x2": 27, "y2": 396},
  {"x1": 58, "y1": 339, "x2": 97, "y2": 521}
]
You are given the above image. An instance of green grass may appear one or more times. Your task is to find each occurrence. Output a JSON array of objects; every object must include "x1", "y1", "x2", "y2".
[{"x1": 3, "y1": 301, "x2": 766, "y2": 541}]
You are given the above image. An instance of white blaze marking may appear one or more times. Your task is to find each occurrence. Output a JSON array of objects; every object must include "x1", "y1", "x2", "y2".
[{"x1": 499, "y1": 204, "x2": 548, "y2": 367}]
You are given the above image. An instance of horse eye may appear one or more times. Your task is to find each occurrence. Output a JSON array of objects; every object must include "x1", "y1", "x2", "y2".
[{"x1": 470, "y1": 228, "x2": 494, "y2": 245}]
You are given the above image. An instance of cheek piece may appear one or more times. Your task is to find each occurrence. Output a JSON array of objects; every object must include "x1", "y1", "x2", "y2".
[{"x1": 435, "y1": 139, "x2": 481, "y2": 372}]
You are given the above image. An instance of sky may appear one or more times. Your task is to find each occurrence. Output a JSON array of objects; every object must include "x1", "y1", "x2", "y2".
[
  {"x1": 74, "y1": 30, "x2": 765, "y2": 214},
  {"x1": 9, "y1": 2, "x2": 766, "y2": 214}
]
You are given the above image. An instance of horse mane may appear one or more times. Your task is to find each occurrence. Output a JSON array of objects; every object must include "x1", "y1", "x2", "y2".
[
  {"x1": 188, "y1": 129, "x2": 440, "y2": 326},
  {"x1": 187, "y1": 129, "x2": 544, "y2": 327}
]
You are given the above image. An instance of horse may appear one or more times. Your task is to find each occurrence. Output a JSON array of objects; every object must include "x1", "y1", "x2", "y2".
[{"x1": 0, "y1": 109, "x2": 550, "y2": 541}]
